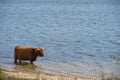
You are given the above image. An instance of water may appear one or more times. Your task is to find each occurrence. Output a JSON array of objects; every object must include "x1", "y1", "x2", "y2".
[{"x1": 0, "y1": 0, "x2": 120, "y2": 78}]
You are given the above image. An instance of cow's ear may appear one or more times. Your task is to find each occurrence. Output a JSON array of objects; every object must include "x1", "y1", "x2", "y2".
[{"x1": 34, "y1": 48, "x2": 40, "y2": 53}]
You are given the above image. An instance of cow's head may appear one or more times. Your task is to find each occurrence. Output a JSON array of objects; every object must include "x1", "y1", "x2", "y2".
[{"x1": 35, "y1": 48, "x2": 44, "y2": 57}]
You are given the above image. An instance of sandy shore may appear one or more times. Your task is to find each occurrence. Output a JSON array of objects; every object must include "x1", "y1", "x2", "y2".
[
  {"x1": 3, "y1": 70, "x2": 97, "y2": 80},
  {"x1": 0, "y1": 64, "x2": 98, "y2": 80}
]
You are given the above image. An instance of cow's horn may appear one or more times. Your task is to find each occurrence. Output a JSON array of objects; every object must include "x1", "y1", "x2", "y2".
[{"x1": 44, "y1": 46, "x2": 48, "y2": 50}]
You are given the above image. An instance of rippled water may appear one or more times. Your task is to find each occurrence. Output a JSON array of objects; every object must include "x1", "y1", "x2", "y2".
[{"x1": 0, "y1": 0, "x2": 120, "y2": 78}]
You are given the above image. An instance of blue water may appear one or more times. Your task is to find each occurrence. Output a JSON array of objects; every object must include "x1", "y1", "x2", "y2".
[{"x1": 0, "y1": 0, "x2": 120, "y2": 78}]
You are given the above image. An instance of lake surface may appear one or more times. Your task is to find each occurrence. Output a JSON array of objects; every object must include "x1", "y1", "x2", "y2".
[{"x1": 0, "y1": 0, "x2": 120, "y2": 78}]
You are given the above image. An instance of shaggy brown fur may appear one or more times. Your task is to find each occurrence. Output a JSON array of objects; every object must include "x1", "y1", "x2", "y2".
[{"x1": 14, "y1": 46, "x2": 44, "y2": 64}]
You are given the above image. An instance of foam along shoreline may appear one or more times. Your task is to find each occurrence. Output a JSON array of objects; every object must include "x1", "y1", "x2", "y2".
[{"x1": 3, "y1": 69, "x2": 96, "y2": 80}]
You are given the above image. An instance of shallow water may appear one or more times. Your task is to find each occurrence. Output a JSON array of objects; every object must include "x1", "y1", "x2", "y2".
[{"x1": 0, "y1": 0, "x2": 120, "y2": 78}]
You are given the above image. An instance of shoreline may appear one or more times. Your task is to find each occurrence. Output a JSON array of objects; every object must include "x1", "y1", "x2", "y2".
[
  {"x1": 2, "y1": 69, "x2": 97, "y2": 80},
  {"x1": 0, "y1": 63, "x2": 98, "y2": 80}
]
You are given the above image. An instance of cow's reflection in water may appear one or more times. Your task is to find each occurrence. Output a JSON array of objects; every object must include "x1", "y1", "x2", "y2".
[
  {"x1": 14, "y1": 63, "x2": 44, "y2": 73},
  {"x1": 14, "y1": 62, "x2": 37, "y2": 71}
]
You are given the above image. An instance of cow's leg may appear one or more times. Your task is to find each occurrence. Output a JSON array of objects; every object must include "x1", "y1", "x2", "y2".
[
  {"x1": 29, "y1": 58, "x2": 33, "y2": 64},
  {"x1": 14, "y1": 58, "x2": 17, "y2": 64},
  {"x1": 19, "y1": 59, "x2": 21, "y2": 64},
  {"x1": 14, "y1": 55, "x2": 17, "y2": 64},
  {"x1": 30, "y1": 60, "x2": 33, "y2": 64}
]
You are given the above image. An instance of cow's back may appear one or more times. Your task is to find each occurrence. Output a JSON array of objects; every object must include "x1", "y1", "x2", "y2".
[{"x1": 14, "y1": 46, "x2": 33, "y2": 60}]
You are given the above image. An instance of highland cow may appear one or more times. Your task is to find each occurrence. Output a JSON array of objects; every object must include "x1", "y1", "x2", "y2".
[{"x1": 14, "y1": 46, "x2": 44, "y2": 64}]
